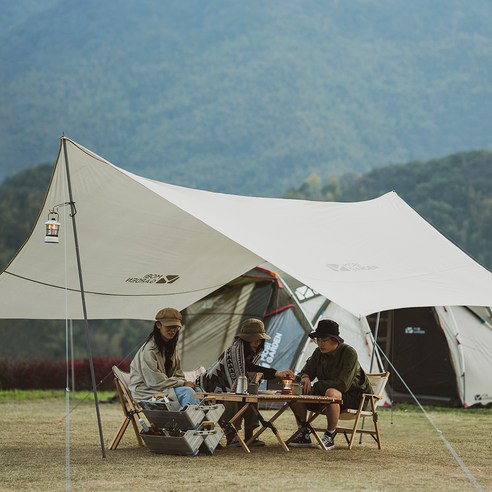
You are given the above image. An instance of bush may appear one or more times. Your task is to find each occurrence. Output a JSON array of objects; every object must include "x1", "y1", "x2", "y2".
[{"x1": 0, "y1": 357, "x2": 131, "y2": 391}]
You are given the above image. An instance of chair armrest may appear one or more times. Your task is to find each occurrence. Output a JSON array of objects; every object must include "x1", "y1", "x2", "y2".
[{"x1": 362, "y1": 393, "x2": 382, "y2": 399}]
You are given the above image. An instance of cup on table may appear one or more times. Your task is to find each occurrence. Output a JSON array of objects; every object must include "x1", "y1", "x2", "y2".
[
  {"x1": 291, "y1": 382, "x2": 302, "y2": 395},
  {"x1": 248, "y1": 382, "x2": 259, "y2": 394}
]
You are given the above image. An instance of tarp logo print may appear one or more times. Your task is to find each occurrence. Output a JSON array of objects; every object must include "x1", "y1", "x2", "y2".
[
  {"x1": 326, "y1": 263, "x2": 379, "y2": 272},
  {"x1": 125, "y1": 274, "x2": 180, "y2": 284}
]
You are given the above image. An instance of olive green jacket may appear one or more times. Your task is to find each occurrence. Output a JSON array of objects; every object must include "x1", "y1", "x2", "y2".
[{"x1": 300, "y1": 343, "x2": 371, "y2": 395}]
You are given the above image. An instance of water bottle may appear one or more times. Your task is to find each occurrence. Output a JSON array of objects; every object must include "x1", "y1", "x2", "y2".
[
  {"x1": 236, "y1": 374, "x2": 248, "y2": 394},
  {"x1": 138, "y1": 418, "x2": 150, "y2": 433}
]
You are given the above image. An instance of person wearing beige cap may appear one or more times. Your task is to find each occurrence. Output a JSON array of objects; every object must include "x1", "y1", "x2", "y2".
[
  {"x1": 129, "y1": 307, "x2": 201, "y2": 408},
  {"x1": 199, "y1": 318, "x2": 296, "y2": 447}
]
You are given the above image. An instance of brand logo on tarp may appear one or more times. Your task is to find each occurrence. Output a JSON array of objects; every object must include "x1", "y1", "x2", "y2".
[
  {"x1": 404, "y1": 326, "x2": 426, "y2": 335},
  {"x1": 474, "y1": 393, "x2": 491, "y2": 402},
  {"x1": 125, "y1": 273, "x2": 180, "y2": 284},
  {"x1": 326, "y1": 263, "x2": 379, "y2": 272}
]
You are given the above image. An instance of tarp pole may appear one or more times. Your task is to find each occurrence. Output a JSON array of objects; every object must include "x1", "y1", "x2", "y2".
[
  {"x1": 62, "y1": 137, "x2": 106, "y2": 459},
  {"x1": 70, "y1": 319, "x2": 75, "y2": 393},
  {"x1": 359, "y1": 312, "x2": 381, "y2": 444},
  {"x1": 369, "y1": 312, "x2": 381, "y2": 372},
  {"x1": 447, "y1": 307, "x2": 466, "y2": 406}
]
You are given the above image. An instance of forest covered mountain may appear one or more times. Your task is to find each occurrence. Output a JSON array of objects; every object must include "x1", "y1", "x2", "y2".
[
  {"x1": 1, "y1": 149, "x2": 490, "y2": 360},
  {"x1": 1, "y1": 0, "x2": 492, "y2": 195}
]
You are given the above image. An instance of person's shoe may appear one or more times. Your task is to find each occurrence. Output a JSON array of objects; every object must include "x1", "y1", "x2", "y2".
[
  {"x1": 318, "y1": 431, "x2": 336, "y2": 450},
  {"x1": 244, "y1": 428, "x2": 265, "y2": 447},
  {"x1": 249, "y1": 438, "x2": 266, "y2": 447},
  {"x1": 226, "y1": 435, "x2": 242, "y2": 447},
  {"x1": 289, "y1": 428, "x2": 312, "y2": 447}
]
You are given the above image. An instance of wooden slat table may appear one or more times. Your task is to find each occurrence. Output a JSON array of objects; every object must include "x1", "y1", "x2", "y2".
[{"x1": 194, "y1": 392, "x2": 341, "y2": 453}]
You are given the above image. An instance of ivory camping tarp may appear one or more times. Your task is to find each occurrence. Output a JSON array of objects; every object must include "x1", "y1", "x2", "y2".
[{"x1": 1, "y1": 137, "x2": 492, "y2": 320}]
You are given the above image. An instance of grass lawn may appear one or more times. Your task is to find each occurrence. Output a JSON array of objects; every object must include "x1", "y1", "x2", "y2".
[{"x1": 0, "y1": 392, "x2": 490, "y2": 491}]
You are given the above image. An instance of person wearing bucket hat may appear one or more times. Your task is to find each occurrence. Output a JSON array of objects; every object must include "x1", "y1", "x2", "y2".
[
  {"x1": 289, "y1": 319, "x2": 372, "y2": 450},
  {"x1": 199, "y1": 318, "x2": 296, "y2": 447},
  {"x1": 130, "y1": 307, "x2": 202, "y2": 409}
]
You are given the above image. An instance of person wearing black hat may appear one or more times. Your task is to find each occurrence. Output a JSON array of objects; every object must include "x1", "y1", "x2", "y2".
[{"x1": 289, "y1": 319, "x2": 372, "y2": 449}]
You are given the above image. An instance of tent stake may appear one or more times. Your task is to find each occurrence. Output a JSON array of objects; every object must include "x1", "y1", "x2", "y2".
[{"x1": 62, "y1": 137, "x2": 106, "y2": 458}]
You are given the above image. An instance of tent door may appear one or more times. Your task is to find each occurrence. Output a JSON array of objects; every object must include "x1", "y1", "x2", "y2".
[{"x1": 369, "y1": 307, "x2": 460, "y2": 406}]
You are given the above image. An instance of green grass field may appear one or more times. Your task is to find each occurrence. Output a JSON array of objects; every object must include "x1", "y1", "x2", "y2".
[{"x1": 0, "y1": 392, "x2": 490, "y2": 491}]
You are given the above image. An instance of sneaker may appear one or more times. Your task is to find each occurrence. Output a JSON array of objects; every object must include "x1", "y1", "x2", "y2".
[
  {"x1": 249, "y1": 438, "x2": 266, "y2": 447},
  {"x1": 318, "y1": 431, "x2": 336, "y2": 450},
  {"x1": 226, "y1": 435, "x2": 242, "y2": 447},
  {"x1": 289, "y1": 428, "x2": 312, "y2": 447}
]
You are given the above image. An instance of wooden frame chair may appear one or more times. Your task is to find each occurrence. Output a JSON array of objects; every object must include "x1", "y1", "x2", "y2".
[
  {"x1": 336, "y1": 371, "x2": 390, "y2": 449},
  {"x1": 109, "y1": 365, "x2": 207, "y2": 450},
  {"x1": 307, "y1": 371, "x2": 390, "y2": 450},
  {"x1": 109, "y1": 365, "x2": 144, "y2": 450}
]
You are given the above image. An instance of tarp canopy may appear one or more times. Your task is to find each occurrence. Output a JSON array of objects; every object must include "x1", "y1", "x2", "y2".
[{"x1": 1, "y1": 137, "x2": 492, "y2": 320}]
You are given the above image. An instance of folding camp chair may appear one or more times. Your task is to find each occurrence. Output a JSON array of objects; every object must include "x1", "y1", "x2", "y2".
[
  {"x1": 307, "y1": 371, "x2": 390, "y2": 450},
  {"x1": 109, "y1": 365, "x2": 144, "y2": 450},
  {"x1": 336, "y1": 371, "x2": 390, "y2": 449},
  {"x1": 109, "y1": 365, "x2": 207, "y2": 450}
]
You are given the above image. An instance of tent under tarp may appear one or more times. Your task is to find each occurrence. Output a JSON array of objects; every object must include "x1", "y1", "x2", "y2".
[
  {"x1": 374, "y1": 305, "x2": 492, "y2": 407},
  {"x1": 295, "y1": 302, "x2": 492, "y2": 408},
  {"x1": 179, "y1": 266, "x2": 313, "y2": 372},
  {"x1": 1, "y1": 137, "x2": 492, "y2": 321},
  {"x1": 181, "y1": 262, "x2": 492, "y2": 408}
]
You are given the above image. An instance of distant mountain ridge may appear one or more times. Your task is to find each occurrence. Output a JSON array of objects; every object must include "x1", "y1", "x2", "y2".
[{"x1": 1, "y1": 0, "x2": 491, "y2": 195}]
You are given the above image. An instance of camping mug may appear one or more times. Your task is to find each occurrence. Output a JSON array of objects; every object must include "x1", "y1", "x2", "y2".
[
  {"x1": 291, "y1": 382, "x2": 302, "y2": 395},
  {"x1": 248, "y1": 382, "x2": 259, "y2": 395}
]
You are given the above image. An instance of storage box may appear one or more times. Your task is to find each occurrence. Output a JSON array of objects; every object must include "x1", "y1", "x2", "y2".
[
  {"x1": 141, "y1": 430, "x2": 204, "y2": 456},
  {"x1": 142, "y1": 405, "x2": 206, "y2": 430},
  {"x1": 199, "y1": 403, "x2": 225, "y2": 425},
  {"x1": 139, "y1": 398, "x2": 180, "y2": 412},
  {"x1": 197, "y1": 428, "x2": 224, "y2": 455}
]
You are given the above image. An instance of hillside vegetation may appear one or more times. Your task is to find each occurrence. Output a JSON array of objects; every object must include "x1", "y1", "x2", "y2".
[
  {"x1": 0, "y1": 150, "x2": 490, "y2": 360},
  {"x1": 1, "y1": 1, "x2": 491, "y2": 195}
]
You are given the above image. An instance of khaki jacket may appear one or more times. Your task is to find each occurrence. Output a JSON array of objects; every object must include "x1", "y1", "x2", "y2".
[{"x1": 129, "y1": 338, "x2": 186, "y2": 402}]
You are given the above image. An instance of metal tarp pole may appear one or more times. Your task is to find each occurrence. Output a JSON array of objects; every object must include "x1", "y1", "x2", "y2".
[
  {"x1": 359, "y1": 312, "x2": 381, "y2": 444},
  {"x1": 62, "y1": 137, "x2": 106, "y2": 458},
  {"x1": 369, "y1": 312, "x2": 381, "y2": 372}
]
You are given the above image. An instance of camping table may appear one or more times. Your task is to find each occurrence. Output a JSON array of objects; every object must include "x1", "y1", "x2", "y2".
[{"x1": 194, "y1": 392, "x2": 342, "y2": 453}]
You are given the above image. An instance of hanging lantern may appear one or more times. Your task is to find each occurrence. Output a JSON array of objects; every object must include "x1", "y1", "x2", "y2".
[{"x1": 45, "y1": 211, "x2": 61, "y2": 243}]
